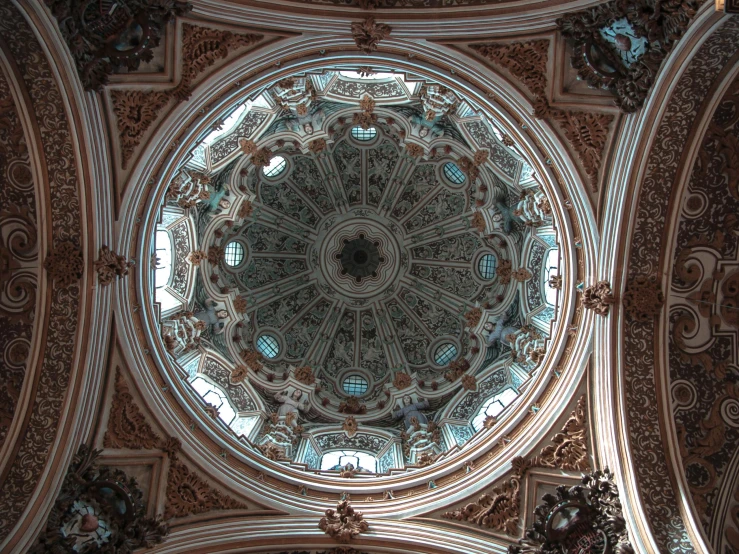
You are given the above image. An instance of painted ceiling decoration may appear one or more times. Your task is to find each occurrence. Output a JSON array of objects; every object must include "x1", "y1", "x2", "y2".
[{"x1": 2, "y1": 1, "x2": 738, "y2": 554}]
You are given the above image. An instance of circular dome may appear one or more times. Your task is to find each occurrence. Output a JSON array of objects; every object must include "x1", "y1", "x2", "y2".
[{"x1": 145, "y1": 65, "x2": 568, "y2": 487}]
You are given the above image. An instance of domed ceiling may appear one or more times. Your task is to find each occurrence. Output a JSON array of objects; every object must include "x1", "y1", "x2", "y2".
[{"x1": 155, "y1": 69, "x2": 560, "y2": 473}]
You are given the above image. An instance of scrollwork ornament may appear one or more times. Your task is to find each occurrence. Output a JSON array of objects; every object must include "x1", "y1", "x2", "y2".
[{"x1": 351, "y1": 18, "x2": 391, "y2": 55}]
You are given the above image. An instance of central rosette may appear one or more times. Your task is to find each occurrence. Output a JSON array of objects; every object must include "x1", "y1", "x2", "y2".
[
  {"x1": 337, "y1": 234, "x2": 385, "y2": 282},
  {"x1": 315, "y1": 210, "x2": 405, "y2": 300}
]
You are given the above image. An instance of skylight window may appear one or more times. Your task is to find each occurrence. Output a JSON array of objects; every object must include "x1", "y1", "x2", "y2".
[
  {"x1": 443, "y1": 162, "x2": 466, "y2": 185},
  {"x1": 342, "y1": 374, "x2": 369, "y2": 396},
  {"x1": 321, "y1": 450, "x2": 378, "y2": 473},
  {"x1": 224, "y1": 241, "x2": 245, "y2": 267},
  {"x1": 256, "y1": 334, "x2": 280, "y2": 358},
  {"x1": 478, "y1": 253, "x2": 497, "y2": 280},
  {"x1": 472, "y1": 388, "x2": 518, "y2": 431},
  {"x1": 191, "y1": 377, "x2": 237, "y2": 425}
]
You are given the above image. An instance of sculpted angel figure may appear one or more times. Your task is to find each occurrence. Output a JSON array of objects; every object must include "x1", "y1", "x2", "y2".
[
  {"x1": 275, "y1": 389, "x2": 308, "y2": 426},
  {"x1": 393, "y1": 395, "x2": 430, "y2": 431}
]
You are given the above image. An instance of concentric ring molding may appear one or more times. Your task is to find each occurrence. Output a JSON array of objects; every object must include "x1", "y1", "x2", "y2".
[{"x1": 114, "y1": 38, "x2": 595, "y2": 516}]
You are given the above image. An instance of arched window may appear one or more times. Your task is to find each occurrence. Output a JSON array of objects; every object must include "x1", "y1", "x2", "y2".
[
  {"x1": 321, "y1": 450, "x2": 378, "y2": 473},
  {"x1": 443, "y1": 162, "x2": 466, "y2": 185},
  {"x1": 351, "y1": 126, "x2": 377, "y2": 141},
  {"x1": 434, "y1": 342, "x2": 458, "y2": 366},
  {"x1": 544, "y1": 248, "x2": 559, "y2": 305},
  {"x1": 263, "y1": 155, "x2": 287, "y2": 177},
  {"x1": 154, "y1": 229, "x2": 180, "y2": 313},
  {"x1": 472, "y1": 388, "x2": 519, "y2": 431},
  {"x1": 190, "y1": 377, "x2": 237, "y2": 425}
]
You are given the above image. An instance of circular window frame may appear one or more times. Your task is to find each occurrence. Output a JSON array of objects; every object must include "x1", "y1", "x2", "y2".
[
  {"x1": 223, "y1": 239, "x2": 248, "y2": 270},
  {"x1": 472, "y1": 249, "x2": 500, "y2": 283},
  {"x1": 336, "y1": 368, "x2": 374, "y2": 398},
  {"x1": 261, "y1": 155, "x2": 289, "y2": 180},
  {"x1": 439, "y1": 160, "x2": 467, "y2": 188},
  {"x1": 255, "y1": 331, "x2": 283, "y2": 360},
  {"x1": 342, "y1": 374, "x2": 370, "y2": 397},
  {"x1": 427, "y1": 337, "x2": 462, "y2": 369}
]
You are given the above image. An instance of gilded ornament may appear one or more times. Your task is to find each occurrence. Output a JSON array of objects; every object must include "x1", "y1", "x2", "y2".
[
  {"x1": 104, "y1": 368, "x2": 161, "y2": 450},
  {"x1": 294, "y1": 365, "x2": 316, "y2": 385},
  {"x1": 343, "y1": 416, "x2": 359, "y2": 438},
  {"x1": 188, "y1": 250, "x2": 207, "y2": 265}
]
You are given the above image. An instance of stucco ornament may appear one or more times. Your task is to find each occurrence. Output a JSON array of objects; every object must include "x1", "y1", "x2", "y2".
[
  {"x1": 622, "y1": 274, "x2": 664, "y2": 322},
  {"x1": 319, "y1": 500, "x2": 369, "y2": 542},
  {"x1": 351, "y1": 17, "x2": 391, "y2": 54},
  {"x1": 509, "y1": 468, "x2": 633, "y2": 554},
  {"x1": 94, "y1": 245, "x2": 132, "y2": 286},
  {"x1": 44, "y1": 241, "x2": 84, "y2": 287},
  {"x1": 30, "y1": 445, "x2": 168, "y2": 553},
  {"x1": 582, "y1": 280, "x2": 615, "y2": 316}
]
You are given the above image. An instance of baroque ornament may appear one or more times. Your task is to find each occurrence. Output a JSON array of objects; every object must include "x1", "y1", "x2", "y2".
[
  {"x1": 30, "y1": 445, "x2": 168, "y2": 553},
  {"x1": 44, "y1": 241, "x2": 84, "y2": 287},
  {"x1": 319, "y1": 500, "x2": 369, "y2": 543},
  {"x1": 622, "y1": 274, "x2": 664, "y2": 322},
  {"x1": 104, "y1": 368, "x2": 161, "y2": 449},
  {"x1": 557, "y1": 0, "x2": 700, "y2": 112},
  {"x1": 582, "y1": 280, "x2": 616, "y2": 316},
  {"x1": 351, "y1": 18, "x2": 391, "y2": 55},
  {"x1": 43, "y1": 0, "x2": 192, "y2": 91},
  {"x1": 165, "y1": 452, "x2": 248, "y2": 518},
  {"x1": 94, "y1": 246, "x2": 132, "y2": 286},
  {"x1": 509, "y1": 469, "x2": 633, "y2": 554},
  {"x1": 112, "y1": 24, "x2": 263, "y2": 167}
]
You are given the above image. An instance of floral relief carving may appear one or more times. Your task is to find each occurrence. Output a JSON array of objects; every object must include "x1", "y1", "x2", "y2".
[
  {"x1": 392, "y1": 371, "x2": 411, "y2": 390},
  {"x1": 104, "y1": 368, "x2": 161, "y2": 450},
  {"x1": 442, "y1": 475, "x2": 521, "y2": 535},
  {"x1": 112, "y1": 24, "x2": 263, "y2": 167},
  {"x1": 622, "y1": 274, "x2": 664, "y2": 322},
  {"x1": 534, "y1": 98, "x2": 613, "y2": 193},
  {"x1": 44, "y1": 241, "x2": 84, "y2": 288},
  {"x1": 94, "y1": 246, "x2": 132, "y2": 286},
  {"x1": 535, "y1": 395, "x2": 590, "y2": 471},
  {"x1": 351, "y1": 18, "x2": 391, "y2": 55},
  {"x1": 164, "y1": 453, "x2": 248, "y2": 519},
  {"x1": 343, "y1": 416, "x2": 359, "y2": 438},
  {"x1": 294, "y1": 365, "x2": 316, "y2": 385},
  {"x1": 470, "y1": 40, "x2": 549, "y2": 98},
  {"x1": 582, "y1": 280, "x2": 615, "y2": 316},
  {"x1": 319, "y1": 500, "x2": 369, "y2": 542}
]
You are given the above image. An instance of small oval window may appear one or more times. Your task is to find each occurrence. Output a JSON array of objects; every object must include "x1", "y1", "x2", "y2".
[
  {"x1": 443, "y1": 162, "x2": 466, "y2": 185},
  {"x1": 263, "y1": 155, "x2": 287, "y2": 177},
  {"x1": 256, "y1": 334, "x2": 280, "y2": 358},
  {"x1": 351, "y1": 127, "x2": 377, "y2": 141},
  {"x1": 434, "y1": 343, "x2": 458, "y2": 366}
]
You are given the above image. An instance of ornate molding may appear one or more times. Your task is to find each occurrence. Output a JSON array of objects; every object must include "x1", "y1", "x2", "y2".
[
  {"x1": 43, "y1": 0, "x2": 192, "y2": 91},
  {"x1": 30, "y1": 445, "x2": 168, "y2": 553},
  {"x1": 441, "y1": 396, "x2": 589, "y2": 535},
  {"x1": 471, "y1": 39, "x2": 612, "y2": 191},
  {"x1": 509, "y1": 468, "x2": 633, "y2": 554},
  {"x1": 94, "y1": 246, "x2": 132, "y2": 286},
  {"x1": 319, "y1": 500, "x2": 369, "y2": 542},
  {"x1": 557, "y1": 0, "x2": 700, "y2": 112},
  {"x1": 351, "y1": 18, "x2": 391, "y2": 55},
  {"x1": 112, "y1": 23, "x2": 263, "y2": 167},
  {"x1": 104, "y1": 368, "x2": 162, "y2": 449}
]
